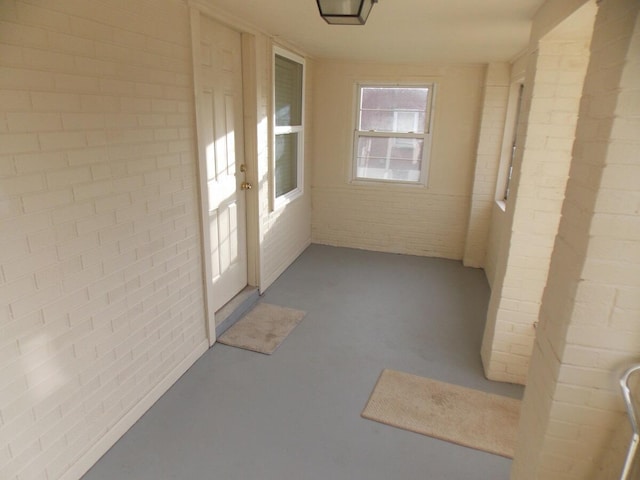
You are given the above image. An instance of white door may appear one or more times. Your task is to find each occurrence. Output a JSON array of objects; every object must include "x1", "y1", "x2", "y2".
[{"x1": 197, "y1": 16, "x2": 248, "y2": 314}]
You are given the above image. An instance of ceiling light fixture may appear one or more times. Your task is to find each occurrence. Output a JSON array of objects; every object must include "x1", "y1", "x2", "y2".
[{"x1": 316, "y1": 0, "x2": 378, "y2": 25}]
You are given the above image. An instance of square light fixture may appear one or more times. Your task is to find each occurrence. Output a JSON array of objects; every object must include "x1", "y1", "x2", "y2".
[{"x1": 316, "y1": 0, "x2": 378, "y2": 25}]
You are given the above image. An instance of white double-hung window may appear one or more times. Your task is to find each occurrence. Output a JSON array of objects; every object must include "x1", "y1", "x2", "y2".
[
  {"x1": 273, "y1": 47, "x2": 304, "y2": 205},
  {"x1": 353, "y1": 84, "x2": 434, "y2": 184}
]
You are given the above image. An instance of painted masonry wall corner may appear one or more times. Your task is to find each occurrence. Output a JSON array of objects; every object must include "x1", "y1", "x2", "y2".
[
  {"x1": 482, "y1": 0, "x2": 597, "y2": 385},
  {"x1": 512, "y1": 0, "x2": 640, "y2": 478},
  {"x1": 0, "y1": 1, "x2": 313, "y2": 479}
]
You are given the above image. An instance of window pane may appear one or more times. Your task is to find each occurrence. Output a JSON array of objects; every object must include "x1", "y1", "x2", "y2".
[
  {"x1": 275, "y1": 55, "x2": 303, "y2": 127},
  {"x1": 359, "y1": 87, "x2": 429, "y2": 133},
  {"x1": 355, "y1": 136, "x2": 423, "y2": 182},
  {"x1": 275, "y1": 133, "x2": 298, "y2": 197}
]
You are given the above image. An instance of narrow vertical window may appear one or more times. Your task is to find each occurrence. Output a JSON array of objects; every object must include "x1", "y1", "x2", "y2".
[
  {"x1": 353, "y1": 84, "x2": 434, "y2": 184},
  {"x1": 273, "y1": 48, "x2": 304, "y2": 204},
  {"x1": 504, "y1": 83, "x2": 524, "y2": 201}
]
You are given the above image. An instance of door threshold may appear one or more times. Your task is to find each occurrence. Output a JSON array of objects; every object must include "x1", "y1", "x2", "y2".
[{"x1": 214, "y1": 286, "x2": 260, "y2": 337}]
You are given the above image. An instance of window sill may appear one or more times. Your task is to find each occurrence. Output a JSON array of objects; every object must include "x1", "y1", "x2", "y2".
[
  {"x1": 273, "y1": 188, "x2": 303, "y2": 212},
  {"x1": 349, "y1": 178, "x2": 426, "y2": 189}
]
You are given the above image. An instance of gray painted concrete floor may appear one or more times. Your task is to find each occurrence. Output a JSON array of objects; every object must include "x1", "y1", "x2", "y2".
[{"x1": 83, "y1": 244, "x2": 524, "y2": 480}]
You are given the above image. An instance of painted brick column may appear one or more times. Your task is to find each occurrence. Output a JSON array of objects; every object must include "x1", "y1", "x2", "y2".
[
  {"x1": 481, "y1": 20, "x2": 594, "y2": 384},
  {"x1": 463, "y1": 63, "x2": 510, "y2": 268},
  {"x1": 511, "y1": 0, "x2": 640, "y2": 478}
]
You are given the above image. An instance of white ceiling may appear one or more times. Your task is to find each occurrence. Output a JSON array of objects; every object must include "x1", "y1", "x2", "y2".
[{"x1": 204, "y1": 0, "x2": 547, "y2": 64}]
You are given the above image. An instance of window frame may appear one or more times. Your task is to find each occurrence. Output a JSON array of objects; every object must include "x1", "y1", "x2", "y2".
[
  {"x1": 503, "y1": 83, "x2": 524, "y2": 201},
  {"x1": 496, "y1": 79, "x2": 525, "y2": 206},
  {"x1": 351, "y1": 83, "x2": 435, "y2": 186},
  {"x1": 272, "y1": 46, "x2": 305, "y2": 210}
]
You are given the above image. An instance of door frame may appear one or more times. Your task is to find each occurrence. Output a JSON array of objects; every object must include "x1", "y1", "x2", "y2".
[{"x1": 189, "y1": 6, "x2": 261, "y2": 346}]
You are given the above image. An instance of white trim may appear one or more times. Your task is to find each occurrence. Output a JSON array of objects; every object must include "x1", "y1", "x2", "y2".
[
  {"x1": 495, "y1": 78, "x2": 525, "y2": 202},
  {"x1": 188, "y1": 0, "x2": 266, "y2": 37},
  {"x1": 272, "y1": 46, "x2": 305, "y2": 211},
  {"x1": 59, "y1": 340, "x2": 209, "y2": 480},
  {"x1": 190, "y1": 7, "x2": 263, "y2": 342},
  {"x1": 189, "y1": 6, "x2": 216, "y2": 345},
  {"x1": 241, "y1": 32, "x2": 261, "y2": 289},
  {"x1": 273, "y1": 45, "x2": 305, "y2": 72}
]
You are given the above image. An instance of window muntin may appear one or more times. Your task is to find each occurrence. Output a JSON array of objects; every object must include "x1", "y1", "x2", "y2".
[
  {"x1": 273, "y1": 48, "x2": 304, "y2": 205},
  {"x1": 353, "y1": 85, "x2": 433, "y2": 184}
]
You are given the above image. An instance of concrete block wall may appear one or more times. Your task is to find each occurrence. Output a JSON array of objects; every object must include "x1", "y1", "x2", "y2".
[
  {"x1": 481, "y1": 16, "x2": 594, "y2": 384},
  {"x1": 511, "y1": 0, "x2": 640, "y2": 477},
  {"x1": 463, "y1": 63, "x2": 510, "y2": 268},
  {"x1": 0, "y1": 1, "x2": 209, "y2": 478}
]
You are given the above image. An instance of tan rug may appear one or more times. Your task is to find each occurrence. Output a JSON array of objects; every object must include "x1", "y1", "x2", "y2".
[
  {"x1": 217, "y1": 303, "x2": 306, "y2": 354},
  {"x1": 361, "y1": 369, "x2": 521, "y2": 458}
]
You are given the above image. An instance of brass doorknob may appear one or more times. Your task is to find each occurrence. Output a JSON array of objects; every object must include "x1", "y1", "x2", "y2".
[{"x1": 241, "y1": 181, "x2": 252, "y2": 190}]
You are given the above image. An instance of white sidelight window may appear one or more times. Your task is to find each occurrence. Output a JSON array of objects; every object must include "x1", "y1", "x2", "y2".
[
  {"x1": 353, "y1": 84, "x2": 434, "y2": 184},
  {"x1": 273, "y1": 47, "x2": 304, "y2": 205}
]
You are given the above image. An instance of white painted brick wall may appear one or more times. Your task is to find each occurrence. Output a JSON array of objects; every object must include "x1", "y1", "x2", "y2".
[
  {"x1": 0, "y1": 1, "x2": 209, "y2": 479},
  {"x1": 313, "y1": 186, "x2": 470, "y2": 258},
  {"x1": 463, "y1": 63, "x2": 510, "y2": 267},
  {"x1": 512, "y1": 0, "x2": 640, "y2": 478},
  {"x1": 311, "y1": 62, "x2": 485, "y2": 260},
  {"x1": 481, "y1": 29, "x2": 593, "y2": 384}
]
